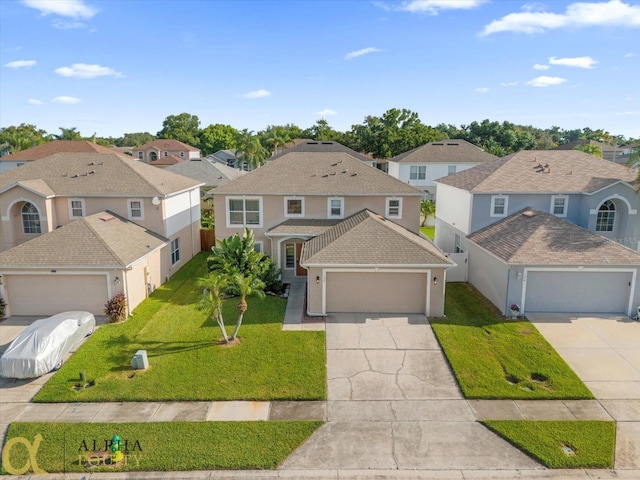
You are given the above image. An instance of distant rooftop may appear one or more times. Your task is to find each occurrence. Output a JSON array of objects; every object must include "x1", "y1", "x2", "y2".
[
  {"x1": 1, "y1": 140, "x2": 125, "y2": 161},
  {"x1": 389, "y1": 139, "x2": 499, "y2": 164}
]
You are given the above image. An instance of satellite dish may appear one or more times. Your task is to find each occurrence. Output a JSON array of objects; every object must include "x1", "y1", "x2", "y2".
[{"x1": 152, "y1": 196, "x2": 161, "y2": 206}]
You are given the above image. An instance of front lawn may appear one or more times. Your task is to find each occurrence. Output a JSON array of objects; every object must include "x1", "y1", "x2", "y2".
[
  {"x1": 483, "y1": 420, "x2": 615, "y2": 468},
  {"x1": 2, "y1": 421, "x2": 322, "y2": 473},
  {"x1": 431, "y1": 283, "x2": 593, "y2": 399},
  {"x1": 420, "y1": 226, "x2": 435, "y2": 240},
  {"x1": 34, "y1": 253, "x2": 326, "y2": 402}
]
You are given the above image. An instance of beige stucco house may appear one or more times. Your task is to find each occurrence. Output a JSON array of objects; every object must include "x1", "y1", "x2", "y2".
[
  {"x1": 133, "y1": 139, "x2": 200, "y2": 164},
  {"x1": 0, "y1": 152, "x2": 203, "y2": 316},
  {"x1": 213, "y1": 145, "x2": 454, "y2": 316}
]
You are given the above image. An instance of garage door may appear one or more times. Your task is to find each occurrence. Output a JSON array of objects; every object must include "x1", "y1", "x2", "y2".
[
  {"x1": 326, "y1": 272, "x2": 427, "y2": 313},
  {"x1": 525, "y1": 271, "x2": 631, "y2": 313},
  {"x1": 6, "y1": 274, "x2": 109, "y2": 316}
]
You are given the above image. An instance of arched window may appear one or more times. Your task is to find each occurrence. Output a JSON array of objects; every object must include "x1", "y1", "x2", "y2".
[
  {"x1": 596, "y1": 200, "x2": 615, "y2": 232},
  {"x1": 22, "y1": 202, "x2": 41, "y2": 234}
]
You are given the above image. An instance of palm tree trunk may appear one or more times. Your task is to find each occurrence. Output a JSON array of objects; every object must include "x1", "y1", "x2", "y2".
[
  {"x1": 231, "y1": 313, "x2": 244, "y2": 340},
  {"x1": 216, "y1": 307, "x2": 229, "y2": 343}
]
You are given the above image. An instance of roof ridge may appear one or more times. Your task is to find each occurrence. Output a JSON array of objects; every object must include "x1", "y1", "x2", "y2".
[
  {"x1": 80, "y1": 211, "x2": 127, "y2": 266},
  {"x1": 116, "y1": 155, "x2": 164, "y2": 195}
]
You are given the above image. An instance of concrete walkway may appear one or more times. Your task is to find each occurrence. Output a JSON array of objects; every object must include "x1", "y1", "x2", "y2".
[{"x1": 282, "y1": 277, "x2": 324, "y2": 331}]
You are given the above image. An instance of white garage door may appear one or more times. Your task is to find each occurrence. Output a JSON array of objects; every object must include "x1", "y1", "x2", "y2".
[
  {"x1": 525, "y1": 271, "x2": 631, "y2": 314},
  {"x1": 6, "y1": 274, "x2": 109, "y2": 316},
  {"x1": 326, "y1": 272, "x2": 427, "y2": 313}
]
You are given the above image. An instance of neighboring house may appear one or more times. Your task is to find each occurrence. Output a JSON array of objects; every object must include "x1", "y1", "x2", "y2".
[
  {"x1": 0, "y1": 140, "x2": 125, "y2": 172},
  {"x1": 149, "y1": 153, "x2": 185, "y2": 168},
  {"x1": 553, "y1": 139, "x2": 627, "y2": 164},
  {"x1": 387, "y1": 139, "x2": 499, "y2": 200},
  {"x1": 208, "y1": 150, "x2": 246, "y2": 170},
  {"x1": 165, "y1": 158, "x2": 245, "y2": 198},
  {"x1": 214, "y1": 148, "x2": 454, "y2": 316},
  {"x1": 133, "y1": 139, "x2": 200, "y2": 164},
  {"x1": 0, "y1": 152, "x2": 203, "y2": 316},
  {"x1": 267, "y1": 140, "x2": 377, "y2": 167},
  {"x1": 434, "y1": 149, "x2": 640, "y2": 316}
]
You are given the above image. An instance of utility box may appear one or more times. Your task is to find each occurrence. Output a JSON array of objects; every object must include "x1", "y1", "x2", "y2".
[{"x1": 132, "y1": 350, "x2": 149, "y2": 370}]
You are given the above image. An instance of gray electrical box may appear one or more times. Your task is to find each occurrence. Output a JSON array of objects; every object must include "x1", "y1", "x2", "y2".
[{"x1": 132, "y1": 350, "x2": 149, "y2": 370}]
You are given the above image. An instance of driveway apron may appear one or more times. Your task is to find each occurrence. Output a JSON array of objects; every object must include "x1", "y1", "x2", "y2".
[{"x1": 281, "y1": 313, "x2": 541, "y2": 470}]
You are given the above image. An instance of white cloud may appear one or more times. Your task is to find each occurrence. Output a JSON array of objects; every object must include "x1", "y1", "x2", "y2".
[
  {"x1": 241, "y1": 89, "x2": 271, "y2": 99},
  {"x1": 474, "y1": 87, "x2": 489, "y2": 93},
  {"x1": 316, "y1": 109, "x2": 337, "y2": 116},
  {"x1": 345, "y1": 47, "x2": 382, "y2": 60},
  {"x1": 22, "y1": 0, "x2": 96, "y2": 18},
  {"x1": 4, "y1": 60, "x2": 36, "y2": 68},
  {"x1": 53, "y1": 19, "x2": 89, "y2": 29},
  {"x1": 399, "y1": 0, "x2": 485, "y2": 14},
  {"x1": 549, "y1": 56, "x2": 597, "y2": 68},
  {"x1": 526, "y1": 75, "x2": 567, "y2": 87},
  {"x1": 482, "y1": 0, "x2": 640, "y2": 35},
  {"x1": 501, "y1": 81, "x2": 519, "y2": 86},
  {"x1": 51, "y1": 96, "x2": 81, "y2": 104},
  {"x1": 624, "y1": 52, "x2": 636, "y2": 57},
  {"x1": 27, "y1": 98, "x2": 43, "y2": 105},
  {"x1": 55, "y1": 63, "x2": 122, "y2": 79},
  {"x1": 533, "y1": 63, "x2": 550, "y2": 70}
]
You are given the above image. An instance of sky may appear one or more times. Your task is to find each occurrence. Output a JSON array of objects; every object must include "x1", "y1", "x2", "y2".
[{"x1": 1, "y1": 0, "x2": 639, "y2": 140}]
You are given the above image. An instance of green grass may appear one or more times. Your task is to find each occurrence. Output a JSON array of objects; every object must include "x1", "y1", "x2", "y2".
[
  {"x1": 483, "y1": 420, "x2": 615, "y2": 468},
  {"x1": 34, "y1": 252, "x2": 326, "y2": 402},
  {"x1": 431, "y1": 283, "x2": 593, "y2": 399},
  {"x1": 420, "y1": 226, "x2": 435, "y2": 240},
  {"x1": 1, "y1": 421, "x2": 322, "y2": 473}
]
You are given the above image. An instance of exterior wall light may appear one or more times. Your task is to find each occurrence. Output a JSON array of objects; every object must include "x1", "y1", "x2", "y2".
[
  {"x1": 114, "y1": 276, "x2": 120, "y2": 285},
  {"x1": 316, "y1": 276, "x2": 320, "y2": 284},
  {"x1": 433, "y1": 276, "x2": 438, "y2": 285}
]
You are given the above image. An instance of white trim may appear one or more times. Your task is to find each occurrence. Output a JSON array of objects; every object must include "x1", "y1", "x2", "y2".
[
  {"x1": 318, "y1": 268, "x2": 432, "y2": 316},
  {"x1": 284, "y1": 243, "x2": 296, "y2": 270},
  {"x1": 409, "y1": 165, "x2": 427, "y2": 180},
  {"x1": 284, "y1": 197, "x2": 305, "y2": 218},
  {"x1": 68, "y1": 198, "x2": 85, "y2": 219},
  {"x1": 550, "y1": 195, "x2": 568, "y2": 217},
  {"x1": 490, "y1": 195, "x2": 508, "y2": 218},
  {"x1": 226, "y1": 196, "x2": 263, "y2": 228},
  {"x1": 128, "y1": 198, "x2": 145, "y2": 220},
  {"x1": 170, "y1": 237, "x2": 180, "y2": 265},
  {"x1": 302, "y1": 262, "x2": 453, "y2": 269},
  {"x1": 593, "y1": 194, "x2": 637, "y2": 215},
  {"x1": 385, "y1": 197, "x2": 402, "y2": 219},
  {"x1": 327, "y1": 197, "x2": 344, "y2": 219},
  {"x1": 520, "y1": 267, "x2": 636, "y2": 316}
]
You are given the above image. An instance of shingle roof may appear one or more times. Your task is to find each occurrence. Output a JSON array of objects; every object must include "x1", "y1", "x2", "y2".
[
  {"x1": 0, "y1": 211, "x2": 168, "y2": 268},
  {"x1": 0, "y1": 152, "x2": 202, "y2": 197},
  {"x1": 165, "y1": 159, "x2": 245, "y2": 187},
  {"x1": 267, "y1": 219, "x2": 341, "y2": 236},
  {"x1": 467, "y1": 208, "x2": 640, "y2": 265},
  {"x1": 436, "y1": 149, "x2": 636, "y2": 193},
  {"x1": 149, "y1": 154, "x2": 185, "y2": 166},
  {"x1": 301, "y1": 210, "x2": 454, "y2": 266},
  {"x1": 267, "y1": 141, "x2": 374, "y2": 163},
  {"x1": 1, "y1": 140, "x2": 124, "y2": 161},
  {"x1": 215, "y1": 151, "x2": 422, "y2": 195},
  {"x1": 389, "y1": 139, "x2": 499, "y2": 164},
  {"x1": 135, "y1": 139, "x2": 199, "y2": 152}
]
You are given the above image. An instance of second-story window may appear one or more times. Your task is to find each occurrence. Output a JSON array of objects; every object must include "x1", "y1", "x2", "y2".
[
  {"x1": 490, "y1": 195, "x2": 508, "y2": 217},
  {"x1": 386, "y1": 198, "x2": 402, "y2": 219},
  {"x1": 70, "y1": 199, "x2": 85, "y2": 218},
  {"x1": 328, "y1": 197, "x2": 344, "y2": 218},
  {"x1": 228, "y1": 197, "x2": 262, "y2": 227},
  {"x1": 551, "y1": 195, "x2": 568, "y2": 217},
  {"x1": 448, "y1": 165, "x2": 457, "y2": 175},
  {"x1": 22, "y1": 202, "x2": 41, "y2": 234},
  {"x1": 410, "y1": 165, "x2": 426, "y2": 180},
  {"x1": 285, "y1": 197, "x2": 304, "y2": 217},
  {"x1": 129, "y1": 200, "x2": 143, "y2": 219},
  {"x1": 138, "y1": 151, "x2": 143, "y2": 160}
]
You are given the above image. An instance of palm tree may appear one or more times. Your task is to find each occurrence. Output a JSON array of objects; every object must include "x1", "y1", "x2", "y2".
[
  {"x1": 53, "y1": 127, "x2": 83, "y2": 140},
  {"x1": 235, "y1": 129, "x2": 269, "y2": 170},
  {"x1": 574, "y1": 144, "x2": 603, "y2": 158},
  {"x1": 263, "y1": 130, "x2": 292, "y2": 156},
  {"x1": 420, "y1": 199, "x2": 435, "y2": 227},
  {"x1": 196, "y1": 273, "x2": 229, "y2": 343},
  {"x1": 230, "y1": 273, "x2": 265, "y2": 340},
  {"x1": 628, "y1": 146, "x2": 640, "y2": 187}
]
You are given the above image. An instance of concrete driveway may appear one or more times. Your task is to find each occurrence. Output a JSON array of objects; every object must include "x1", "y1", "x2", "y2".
[{"x1": 282, "y1": 313, "x2": 541, "y2": 470}]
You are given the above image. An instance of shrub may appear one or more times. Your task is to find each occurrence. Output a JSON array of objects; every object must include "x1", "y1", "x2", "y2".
[
  {"x1": 104, "y1": 293, "x2": 127, "y2": 323},
  {"x1": 0, "y1": 295, "x2": 6, "y2": 319}
]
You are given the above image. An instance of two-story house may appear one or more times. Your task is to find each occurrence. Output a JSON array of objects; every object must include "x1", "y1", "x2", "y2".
[
  {"x1": 133, "y1": 139, "x2": 201, "y2": 165},
  {"x1": 213, "y1": 146, "x2": 454, "y2": 317},
  {"x1": 0, "y1": 152, "x2": 203, "y2": 316},
  {"x1": 386, "y1": 139, "x2": 499, "y2": 200},
  {"x1": 434, "y1": 149, "x2": 640, "y2": 316}
]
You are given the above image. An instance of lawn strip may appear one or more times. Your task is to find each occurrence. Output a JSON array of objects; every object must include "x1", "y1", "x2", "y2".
[
  {"x1": 431, "y1": 283, "x2": 593, "y2": 399},
  {"x1": 420, "y1": 226, "x2": 435, "y2": 240},
  {"x1": 2, "y1": 421, "x2": 322, "y2": 473},
  {"x1": 482, "y1": 420, "x2": 615, "y2": 468}
]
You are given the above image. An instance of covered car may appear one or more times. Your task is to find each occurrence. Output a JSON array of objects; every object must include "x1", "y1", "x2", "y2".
[{"x1": 0, "y1": 311, "x2": 95, "y2": 379}]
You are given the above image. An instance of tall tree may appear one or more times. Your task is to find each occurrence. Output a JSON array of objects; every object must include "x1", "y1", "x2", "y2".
[
  {"x1": 229, "y1": 272, "x2": 265, "y2": 340},
  {"x1": 574, "y1": 144, "x2": 603, "y2": 158},
  {"x1": 117, "y1": 132, "x2": 156, "y2": 147},
  {"x1": 53, "y1": 127, "x2": 83, "y2": 140},
  {"x1": 261, "y1": 126, "x2": 293, "y2": 156},
  {"x1": 235, "y1": 129, "x2": 268, "y2": 169},
  {"x1": 197, "y1": 273, "x2": 229, "y2": 343},
  {"x1": 303, "y1": 119, "x2": 342, "y2": 142},
  {"x1": 157, "y1": 113, "x2": 201, "y2": 147},
  {"x1": 199, "y1": 124, "x2": 238, "y2": 156},
  {"x1": 0, "y1": 124, "x2": 49, "y2": 153}
]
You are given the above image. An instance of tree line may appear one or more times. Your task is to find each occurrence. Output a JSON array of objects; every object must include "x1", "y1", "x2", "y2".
[{"x1": 1, "y1": 109, "x2": 638, "y2": 167}]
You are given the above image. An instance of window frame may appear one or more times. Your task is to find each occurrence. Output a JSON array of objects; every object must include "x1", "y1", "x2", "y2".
[
  {"x1": 226, "y1": 196, "x2": 263, "y2": 228},
  {"x1": 448, "y1": 165, "x2": 457, "y2": 175},
  {"x1": 137, "y1": 151, "x2": 144, "y2": 160},
  {"x1": 128, "y1": 199, "x2": 144, "y2": 220},
  {"x1": 385, "y1": 197, "x2": 402, "y2": 219},
  {"x1": 596, "y1": 200, "x2": 615, "y2": 232},
  {"x1": 68, "y1": 198, "x2": 85, "y2": 219},
  {"x1": 550, "y1": 195, "x2": 569, "y2": 217},
  {"x1": 254, "y1": 241, "x2": 264, "y2": 253},
  {"x1": 284, "y1": 197, "x2": 305, "y2": 218},
  {"x1": 454, "y1": 233, "x2": 464, "y2": 253},
  {"x1": 21, "y1": 202, "x2": 41, "y2": 234},
  {"x1": 490, "y1": 195, "x2": 508, "y2": 218},
  {"x1": 327, "y1": 197, "x2": 344, "y2": 219},
  {"x1": 409, "y1": 165, "x2": 426, "y2": 180},
  {"x1": 171, "y1": 238, "x2": 180, "y2": 265},
  {"x1": 284, "y1": 243, "x2": 295, "y2": 270}
]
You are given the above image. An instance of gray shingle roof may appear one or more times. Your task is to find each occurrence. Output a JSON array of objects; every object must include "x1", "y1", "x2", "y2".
[
  {"x1": 466, "y1": 208, "x2": 640, "y2": 265},
  {"x1": 0, "y1": 153, "x2": 202, "y2": 197},
  {"x1": 301, "y1": 210, "x2": 454, "y2": 266},
  {"x1": 436, "y1": 150, "x2": 636, "y2": 193},
  {"x1": 267, "y1": 219, "x2": 341, "y2": 236},
  {"x1": 267, "y1": 141, "x2": 374, "y2": 163},
  {"x1": 214, "y1": 151, "x2": 422, "y2": 196},
  {"x1": 0, "y1": 211, "x2": 168, "y2": 268},
  {"x1": 389, "y1": 139, "x2": 499, "y2": 164},
  {"x1": 166, "y1": 159, "x2": 245, "y2": 187},
  {"x1": 1, "y1": 140, "x2": 125, "y2": 161}
]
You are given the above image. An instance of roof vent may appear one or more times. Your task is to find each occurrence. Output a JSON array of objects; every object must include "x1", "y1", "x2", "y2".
[
  {"x1": 322, "y1": 174, "x2": 329, "y2": 178},
  {"x1": 446, "y1": 142, "x2": 459, "y2": 146},
  {"x1": 88, "y1": 161, "x2": 95, "y2": 166},
  {"x1": 99, "y1": 214, "x2": 115, "y2": 222},
  {"x1": 521, "y1": 210, "x2": 537, "y2": 217},
  {"x1": 433, "y1": 143, "x2": 444, "y2": 146},
  {"x1": 350, "y1": 172, "x2": 358, "y2": 176},
  {"x1": 321, "y1": 142, "x2": 333, "y2": 145},
  {"x1": 307, "y1": 142, "x2": 318, "y2": 145},
  {"x1": 71, "y1": 174, "x2": 78, "y2": 178}
]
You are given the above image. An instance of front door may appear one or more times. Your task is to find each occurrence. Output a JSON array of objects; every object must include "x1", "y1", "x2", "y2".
[{"x1": 295, "y1": 243, "x2": 305, "y2": 276}]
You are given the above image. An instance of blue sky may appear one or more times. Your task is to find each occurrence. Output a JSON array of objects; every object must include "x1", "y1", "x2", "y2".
[{"x1": 1, "y1": 0, "x2": 639, "y2": 139}]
